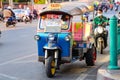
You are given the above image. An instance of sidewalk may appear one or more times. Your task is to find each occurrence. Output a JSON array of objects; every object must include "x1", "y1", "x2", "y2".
[{"x1": 97, "y1": 60, "x2": 120, "y2": 80}]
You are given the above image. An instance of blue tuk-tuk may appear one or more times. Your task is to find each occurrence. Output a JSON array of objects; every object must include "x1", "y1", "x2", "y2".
[{"x1": 34, "y1": 3, "x2": 96, "y2": 77}]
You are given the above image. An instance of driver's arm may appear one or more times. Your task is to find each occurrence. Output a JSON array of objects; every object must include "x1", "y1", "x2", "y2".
[
  {"x1": 102, "y1": 16, "x2": 109, "y2": 26},
  {"x1": 93, "y1": 17, "x2": 99, "y2": 29}
]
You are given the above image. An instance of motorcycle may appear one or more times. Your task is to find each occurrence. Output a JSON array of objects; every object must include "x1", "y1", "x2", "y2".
[
  {"x1": 115, "y1": 6, "x2": 118, "y2": 11},
  {"x1": 102, "y1": 7, "x2": 107, "y2": 13},
  {"x1": 4, "y1": 17, "x2": 16, "y2": 27},
  {"x1": 94, "y1": 25, "x2": 108, "y2": 54},
  {"x1": 22, "y1": 15, "x2": 32, "y2": 24},
  {"x1": 0, "y1": 15, "x2": 4, "y2": 22}
]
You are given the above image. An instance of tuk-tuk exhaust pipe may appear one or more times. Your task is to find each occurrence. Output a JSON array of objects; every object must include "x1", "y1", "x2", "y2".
[
  {"x1": 55, "y1": 50, "x2": 58, "y2": 59},
  {"x1": 45, "y1": 50, "x2": 58, "y2": 59},
  {"x1": 54, "y1": 50, "x2": 59, "y2": 69},
  {"x1": 45, "y1": 50, "x2": 48, "y2": 59}
]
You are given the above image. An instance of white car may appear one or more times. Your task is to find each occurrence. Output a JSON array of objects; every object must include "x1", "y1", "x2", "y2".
[{"x1": 13, "y1": 9, "x2": 26, "y2": 22}]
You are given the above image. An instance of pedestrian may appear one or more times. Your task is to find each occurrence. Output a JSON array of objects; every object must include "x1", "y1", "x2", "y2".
[
  {"x1": 109, "y1": 3, "x2": 113, "y2": 10},
  {"x1": 33, "y1": 9, "x2": 38, "y2": 19},
  {"x1": 3, "y1": 6, "x2": 16, "y2": 21}
]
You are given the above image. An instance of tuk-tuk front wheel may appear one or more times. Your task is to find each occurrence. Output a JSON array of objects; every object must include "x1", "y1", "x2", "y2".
[
  {"x1": 45, "y1": 56, "x2": 56, "y2": 78},
  {"x1": 85, "y1": 46, "x2": 96, "y2": 66}
]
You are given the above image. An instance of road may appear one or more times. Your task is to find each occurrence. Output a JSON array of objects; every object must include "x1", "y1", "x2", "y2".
[{"x1": 0, "y1": 8, "x2": 119, "y2": 80}]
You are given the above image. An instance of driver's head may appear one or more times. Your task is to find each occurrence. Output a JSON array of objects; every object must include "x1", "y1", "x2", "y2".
[
  {"x1": 62, "y1": 15, "x2": 69, "y2": 21},
  {"x1": 97, "y1": 8, "x2": 103, "y2": 17}
]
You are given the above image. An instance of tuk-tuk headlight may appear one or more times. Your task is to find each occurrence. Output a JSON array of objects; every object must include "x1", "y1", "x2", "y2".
[
  {"x1": 34, "y1": 35, "x2": 40, "y2": 40},
  {"x1": 48, "y1": 34, "x2": 55, "y2": 41},
  {"x1": 65, "y1": 35, "x2": 71, "y2": 41}
]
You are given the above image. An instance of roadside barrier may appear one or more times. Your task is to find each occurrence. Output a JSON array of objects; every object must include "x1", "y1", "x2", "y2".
[{"x1": 108, "y1": 15, "x2": 120, "y2": 69}]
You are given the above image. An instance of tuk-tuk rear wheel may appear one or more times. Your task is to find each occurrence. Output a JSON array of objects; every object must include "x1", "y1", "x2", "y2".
[
  {"x1": 45, "y1": 56, "x2": 56, "y2": 78},
  {"x1": 85, "y1": 46, "x2": 96, "y2": 66}
]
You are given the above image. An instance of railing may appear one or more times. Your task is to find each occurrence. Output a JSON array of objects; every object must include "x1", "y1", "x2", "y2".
[{"x1": 108, "y1": 15, "x2": 120, "y2": 70}]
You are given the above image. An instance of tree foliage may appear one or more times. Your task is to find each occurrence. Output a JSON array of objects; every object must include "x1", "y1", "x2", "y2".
[
  {"x1": 18, "y1": 0, "x2": 30, "y2": 2},
  {"x1": 2, "y1": 0, "x2": 31, "y2": 2}
]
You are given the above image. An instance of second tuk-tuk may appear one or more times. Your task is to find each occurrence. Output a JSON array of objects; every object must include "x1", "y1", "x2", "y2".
[{"x1": 34, "y1": 3, "x2": 96, "y2": 77}]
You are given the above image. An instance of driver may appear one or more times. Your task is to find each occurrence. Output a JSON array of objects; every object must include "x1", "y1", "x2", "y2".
[
  {"x1": 3, "y1": 6, "x2": 16, "y2": 21},
  {"x1": 61, "y1": 15, "x2": 69, "y2": 29},
  {"x1": 93, "y1": 8, "x2": 108, "y2": 29},
  {"x1": 93, "y1": 8, "x2": 109, "y2": 48}
]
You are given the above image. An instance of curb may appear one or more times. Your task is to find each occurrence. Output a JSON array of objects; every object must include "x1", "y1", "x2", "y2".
[{"x1": 97, "y1": 63, "x2": 120, "y2": 80}]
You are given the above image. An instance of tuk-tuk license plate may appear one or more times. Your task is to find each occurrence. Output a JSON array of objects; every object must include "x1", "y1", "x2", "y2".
[{"x1": 78, "y1": 43, "x2": 87, "y2": 48}]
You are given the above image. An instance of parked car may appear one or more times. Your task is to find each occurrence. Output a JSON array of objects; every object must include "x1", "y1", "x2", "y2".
[{"x1": 13, "y1": 9, "x2": 26, "y2": 22}]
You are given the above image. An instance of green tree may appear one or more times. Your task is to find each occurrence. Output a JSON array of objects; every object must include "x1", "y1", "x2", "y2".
[
  {"x1": 13, "y1": 0, "x2": 19, "y2": 2},
  {"x1": 2, "y1": 0, "x2": 6, "y2": 2},
  {"x1": 18, "y1": 0, "x2": 30, "y2": 2}
]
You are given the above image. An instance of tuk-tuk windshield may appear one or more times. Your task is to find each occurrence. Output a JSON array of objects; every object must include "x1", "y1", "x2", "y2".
[{"x1": 40, "y1": 14, "x2": 70, "y2": 30}]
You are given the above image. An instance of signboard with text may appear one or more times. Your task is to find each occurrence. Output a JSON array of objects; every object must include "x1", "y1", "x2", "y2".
[{"x1": 34, "y1": 0, "x2": 45, "y2": 4}]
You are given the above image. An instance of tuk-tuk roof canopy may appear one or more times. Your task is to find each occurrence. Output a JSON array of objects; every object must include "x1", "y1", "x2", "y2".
[
  {"x1": 40, "y1": 9, "x2": 73, "y2": 16},
  {"x1": 40, "y1": 3, "x2": 94, "y2": 16}
]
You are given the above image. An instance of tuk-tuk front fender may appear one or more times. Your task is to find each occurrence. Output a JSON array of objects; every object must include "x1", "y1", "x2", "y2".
[
  {"x1": 43, "y1": 43, "x2": 60, "y2": 59},
  {"x1": 43, "y1": 43, "x2": 60, "y2": 50}
]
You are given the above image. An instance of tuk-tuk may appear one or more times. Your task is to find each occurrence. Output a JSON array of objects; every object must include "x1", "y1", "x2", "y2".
[{"x1": 34, "y1": 3, "x2": 96, "y2": 77}]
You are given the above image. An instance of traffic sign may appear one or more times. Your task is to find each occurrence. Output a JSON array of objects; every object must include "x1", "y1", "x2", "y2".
[{"x1": 34, "y1": 0, "x2": 45, "y2": 4}]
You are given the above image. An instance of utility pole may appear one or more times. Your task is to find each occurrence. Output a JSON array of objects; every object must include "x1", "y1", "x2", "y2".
[
  {"x1": 31, "y1": 0, "x2": 34, "y2": 11},
  {"x1": 48, "y1": 0, "x2": 51, "y2": 4},
  {"x1": 0, "y1": 0, "x2": 2, "y2": 8},
  {"x1": 9, "y1": 0, "x2": 13, "y2": 8},
  {"x1": 31, "y1": 0, "x2": 34, "y2": 5}
]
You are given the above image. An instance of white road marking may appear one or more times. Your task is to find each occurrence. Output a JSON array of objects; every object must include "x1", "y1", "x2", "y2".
[
  {"x1": 12, "y1": 60, "x2": 37, "y2": 64},
  {"x1": 0, "y1": 73, "x2": 26, "y2": 80},
  {"x1": 76, "y1": 68, "x2": 97, "y2": 80},
  {"x1": 0, "y1": 54, "x2": 36, "y2": 66}
]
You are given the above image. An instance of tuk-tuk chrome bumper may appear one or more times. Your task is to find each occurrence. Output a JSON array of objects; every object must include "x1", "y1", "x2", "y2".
[
  {"x1": 38, "y1": 56, "x2": 71, "y2": 63},
  {"x1": 43, "y1": 43, "x2": 59, "y2": 50}
]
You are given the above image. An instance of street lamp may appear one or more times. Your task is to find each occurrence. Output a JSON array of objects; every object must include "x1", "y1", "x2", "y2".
[
  {"x1": 31, "y1": 0, "x2": 34, "y2": 12},
  {"x1": 47, "y1": 0, "x2": 51, "y2": 3}
]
